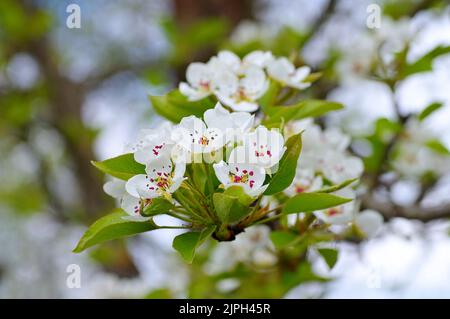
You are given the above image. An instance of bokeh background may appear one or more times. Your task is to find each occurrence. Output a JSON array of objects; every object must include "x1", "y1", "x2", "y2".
[{"x1": 1, "y1": 0, "x2": 450, "y2": 298}]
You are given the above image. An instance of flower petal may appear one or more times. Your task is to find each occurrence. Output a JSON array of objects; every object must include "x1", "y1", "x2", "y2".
[
  {"x1": 103, "y1": 179, "x2": 126, "y2": 199},
  {"x1": 355, "y1": 210, "x2": 383, "y2": 238},
  {"x1": 125, "y1": 174, "x2": 160, "y2": 199}
]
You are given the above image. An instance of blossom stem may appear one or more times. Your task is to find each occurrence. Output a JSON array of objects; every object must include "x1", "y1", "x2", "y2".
[
  {"x1": 167, "y1": 211, "x2": 193, "y2": 223},
  {"x1": 252, "y1": 212, "x2": 283, "y2": 226},
  {"x1": 159, "y1": 225, "x2": 191, "y2": 229}
]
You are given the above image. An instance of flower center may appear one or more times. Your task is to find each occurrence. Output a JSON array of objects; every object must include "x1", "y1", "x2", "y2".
[
  {"x1": 198, "y1": 136, "x2": 210, "y2": 146},
  {"x1": 199, "y1": 80, "x2": 210, "y2": 91},
  {"x1": 326, "y1": 207, "x2": 341, "y2": 217},
  {"x1": 152, "y1": 143, "x2": 165, "y2": 156},
  {"x1": 295, "y1": 184, "x2": 305, "y2": 193},
  {"x1": 254, "y1": 142, "x2": 272, "y2": 158},
  {"x1": 148, "y1": 171, "x2": 173, "y2": 193},
  {"x1": 229, "y1": 168, "x2": 255, "y2": 188}
]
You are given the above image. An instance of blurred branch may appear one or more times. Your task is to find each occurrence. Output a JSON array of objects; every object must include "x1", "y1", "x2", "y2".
[
  {"x1": 362, "y1": 193, "x2": 450, "y2": 222},
  {"x1": 301, "y1": 0, "x2": 337, "y2": 47}
]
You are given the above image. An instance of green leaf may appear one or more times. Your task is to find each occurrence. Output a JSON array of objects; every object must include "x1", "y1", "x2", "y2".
[
  {"x1": 73, "y1": 210, "x2": 159, "y2": 253},
  {"x1": 400, "y1": 45, "x2": 450, "y2": 78},
  {"x1": 264, "y1": 133, "x2": 302, "y2": 195},
  {"x1": 92, "y1": 153, "x2": 145, "y2": 180},
  {"x1": 317, "y1": 248, "x2": 338, "y2": 269},
  {"x1": 142, "y1": 198, "x2": 174, "y2": 217},
  {"x1": 270, "y1": 231, "x2": 298, "y2": 249},
  {"x1": 265, "y1": 100, "x2": 343, "y2": 125},
  {"x1": 425, "y1": 139, "x2": 450, "y2": 156},
  {"x1": 418, "y1": 102, "x2": 443, "y2": 122},
  {"x1": 223, "y1": 186, "x2": 254, "y2": 206},
  {"x1": 213, "y1": 192, "x2": 250, "y2": 224},
  {"x1": 172, "y1": 226, "x2": 216, "y2": 263},
  {"x1": 149, "y1": 89, "x2": 215, "y2": 123},
  {"x1": 283, "y1": 192, "x2": 352, "y2": 215},
  {"x1": 313, "y1": 178, "x2": 358, "y2": 193},
  {"x1": 190, "y1": 163, "x2": 208, "y2": 194},
  {"x1": 258, "y1": 80, "x2": 281, "y2": 114}
]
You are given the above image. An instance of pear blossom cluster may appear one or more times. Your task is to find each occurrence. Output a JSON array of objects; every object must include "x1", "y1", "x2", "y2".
[
  {"x1": 179, "y1": 50, "x2": 312, "y2": 112},
  {"x1": 105, "y1": 102, "x2": 288, "y2": 218},
  {"x1": 284, "y1": 119, "x2": 383, "y2": 238}
]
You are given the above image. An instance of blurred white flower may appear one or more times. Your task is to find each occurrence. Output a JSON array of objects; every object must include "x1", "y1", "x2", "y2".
[
  {"x1": 179, "y1": 61, "x2": 216, "y2": 101},
  {"x1": 267, "y1": 57, "x2": 311, "y2": 89},
  {"x1": 204, "y1": 225, "x2": 276, "y2": 274},
  {"x1": 314, "y1": 189, "x2": 356, "y2": 225},
  {"x1": 284, "y1": 168, "x2": 323, "y2": 196},
  {"x1": 354, "y1": 209, "x2": 384, "y2": 238},
  {"x1": 214, "y1": 64, "x2": 268, "y2": 112}
]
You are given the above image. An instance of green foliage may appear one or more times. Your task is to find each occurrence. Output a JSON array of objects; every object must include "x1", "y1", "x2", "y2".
[
  {"x1": 142, "y1": 198, "x2": 174, "y2": 217},
  {"x1": 282, "y1": 261, "x2": 329, "y2": 290},
  {"x1": 271, "y1": 26, "x2": 307, "y2": 56},
  {"x1": 73, "y1": 210, "x2": 159, "y2": 253},
  {"x1": 92, "y1": 153, "x2": 145, "y2": 180},
  {"x1": 264, "y1": 100, "x2": 343, "y2": 125},
  {"x1": 149, "y1": 89, "x2": 215, "y2": 122},
  {"x1": 399, "y1": 45, "x2": 450, "y2": 79},
  {"x1": 425, "y1": 139, "x2": 450, "y2": 155},
  {"x1": 172, "y1": 226, "x2": 216, "y2": 263},
  {"x1": 162, "y1": 17, "x2": 229, "y2": 65},
  {"x1": 213, "y1": 192, "x2": 249, "y2": 224},
  {"x1": 264, "y1": 133, "x2": 302, "y2": 195},
  {"x1": 223, "y1": 186, "x2": 254, "y2": 206},
  {"x1": 317, "y1": 248, "x2": 339, "y2": 269},
  {"x1": 314, "y1": 178, "x2": 358, "y2": 193},
  {"x1": 364, "y1": 118, "x2": 402, "y2": 172},
  {"x1": 258, "y1": 80, "x2": 281, "y2": 113},
  {"x1": 270, "y1": 231, "x2": 298, "y2": 249},
  {"x1": 283, "y1": 192, "x2": 352, "y2": 215},
  {"x1": 418, "y1": 102, "x2": 444, "y2": 121}
]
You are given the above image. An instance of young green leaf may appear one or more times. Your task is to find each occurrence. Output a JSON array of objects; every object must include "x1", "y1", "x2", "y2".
[
  {"x1": 172, "y1": 226, "x2": 216, "y2": 263},
  {"x1": 317, "y1": 248, "x2": 339, "y2": 269},
  {"x1": 142, "y1": 198, "x2": 174, "y2": 217},
  {"x1": 400, "y1": 45, "x2": 450, "y2": 79},
  {"x1": 283, "y1": 192, "x2": 352, "y2": 215},
  {"x1": 418, "y1": 102, "x2": 443, "y2": 122},
  {"x1": 265, "y1": 100, "x2": 343, "y2": 125},
  {"x1": 92, "y1": 153, "x2": 145, "y2": 180},
  {"x1": 264, "y1": 133, "x2": 302, "y2": 195},
  {"x1": 213, "y1": 192, "x2": 250, "y2": 224},
  {"x1": 425, "y1": 139, "x2": 450, "y2": 156},
  {"x1": 73, "y1": 210, "x2": 159, "y2": 253},
  {"x1": 270, "y1": 231, "x2": 298, "y2": 249},
  {"x1": 149, "y1": 89, "x2": 215, "y2": 122},
  {"x1": 223, "y1": 186, "x2": 254, "y2": 206},
  {"x1": 258, "y1": 80, "x2": 281, "y2": 114}
]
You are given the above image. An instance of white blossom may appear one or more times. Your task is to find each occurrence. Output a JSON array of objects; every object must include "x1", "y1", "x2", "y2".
[
  {"x1": 354, "y1": 209, "x2": 383, "y2": 238},
  {"x1": 126, "y1": 156, "x2": 186, "y2": 201},
  {"x1": 229, "y1": 126, "x2": 286, "y2": 169},
  {"x1": 314, "y1": 189, "x2": 355, "y2": 225},
  {"x1": 213, "y1": 161, "x2": 267, "y2": 197},
  {"x1": 267, "y1": 57, "x2": 311, "y2": 89}
]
